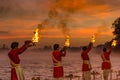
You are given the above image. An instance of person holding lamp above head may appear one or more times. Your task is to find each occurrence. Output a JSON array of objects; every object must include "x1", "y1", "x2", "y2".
[
  {"x1": 81, "y1": 34, "x2": 95, "y2": 80},
  {"x1": 8, "y1": 27, "x2": 40, "y2": 80},
  {"x1": 101, "y1": 40, "x2": 117, "y2": 80},
  {"x1": 52, "y1": 35, "x2": 69, "y2": 80},
  {"x1": 8, "y1": 40, "x2": 34, "y2": 80}
]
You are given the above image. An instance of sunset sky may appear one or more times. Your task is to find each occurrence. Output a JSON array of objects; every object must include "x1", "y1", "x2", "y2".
[{"x1": 0, "y1": 0, "x2": 120, "y2": 47}]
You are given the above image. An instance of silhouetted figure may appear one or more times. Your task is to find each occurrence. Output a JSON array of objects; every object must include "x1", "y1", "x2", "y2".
[
  {"x1": 8, "y1": 40, "x2": 33, "y2": 80},
  {"x1": 81, "y1": 42, "x2": 93, "y2": 80},
  {"x1": 52, "y1": 44, "x2": 67, "y2": 80},
  {"x1": 101, "y1": 47, "x2": 112, "y2": 80}
]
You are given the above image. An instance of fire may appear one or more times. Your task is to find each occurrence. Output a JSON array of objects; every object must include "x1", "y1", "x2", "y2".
[
  {"x1": 32, "y1": 28, "x2": 39, "y2": 43},
  {"x1": 91, "y1": 34, "x2": 96, "y2": 43},
  {"x1": 111, "y1": 40, "x2": 117, "y2": 47},
  {"x1": 64, "y1": 35, "x2": 70, "y2": 47}
]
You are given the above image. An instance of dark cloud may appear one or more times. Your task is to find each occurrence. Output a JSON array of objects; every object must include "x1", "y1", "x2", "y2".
[
  {"x1": 0, "y1": 0, "x2": 120, "y2": 19},
  {"x1": 0, "y1": 31, "x2": 9, "y2": 34},
  {"x1": 0, "y1": 0, "x2": 50, "y2": 19}
]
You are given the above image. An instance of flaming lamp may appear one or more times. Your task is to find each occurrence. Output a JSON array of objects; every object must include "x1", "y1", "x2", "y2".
[
  {"x1": 91, "y1": 34, "x2": 96, "y2": 43},
  {"x1": 32, "y1": 28, "x2": 39, "y2": 43},
  {"x1": 111, "y1": 40, "x2": 117, "y2": 47},
  {"x1": 64, "y1": 35, "x2": 70, "y2": 47}
]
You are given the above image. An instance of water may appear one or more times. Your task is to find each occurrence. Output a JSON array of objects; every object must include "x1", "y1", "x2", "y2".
[{"x1": 0, "y1": 49, "x2": 120, "y2": 80}]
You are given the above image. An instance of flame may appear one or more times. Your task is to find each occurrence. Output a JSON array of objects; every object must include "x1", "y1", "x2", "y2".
[
  {"x1": 32, "y1": 28, "x2": 39, "y2": 43},
  {"x1": 111, "y1": 40, "x2": 117, "y2": 47},
  {"x1": 64, "y1": 35, "x2": 70, "y2": 47},
  {"x1": 91, "y1": 34, "x2": 96, "y2": 43}
]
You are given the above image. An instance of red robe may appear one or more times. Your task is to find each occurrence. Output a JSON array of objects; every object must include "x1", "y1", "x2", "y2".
[
  {"x1": 101, "y1": 48, "x2": 112, "y2": 70},
  {"x1": 52, "y1": 50, "x2": 66, "y2": 78},
  {"x1": 81, "y1": 46, "x2": 92, "y2": 71},
  {"x1": 8, "y1": 44, "x2": 27, "y2": 80}
]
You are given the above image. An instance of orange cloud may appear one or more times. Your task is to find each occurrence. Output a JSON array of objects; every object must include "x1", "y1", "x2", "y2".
[
  {"x1": 71, "y1": 27, "x2": 113, "y2": 38},
  {"x1": 0, "y1": 0, "x2": 119, "y2": 46},
  {"x1": 0, "y1": 23, "x2": 114, "y2": 39}
]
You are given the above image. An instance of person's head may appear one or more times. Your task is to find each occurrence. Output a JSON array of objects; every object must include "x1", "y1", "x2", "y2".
[
  {"x1": 11, "y1": 42, "x2": 19, "y2": 49},
  {"x1": 53, "y1": 44, "x2": 59, "y2": 50},
  {"x1": 103, "y1": 48, "x2": 107, "y2": 52},
  {"x1": 82, "y1": 46, "x2": 87, "y2": 51}
]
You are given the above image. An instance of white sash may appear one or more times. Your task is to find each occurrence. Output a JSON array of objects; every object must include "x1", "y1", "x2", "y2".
[
  {"x1": 52, "y1": 55, "x2": 62, "y2": 67},
  {"x1": 83, "y1": 60, "x2": 92, "y2": 69},
  {"x1": 9, "y1": 58, "x2": 24, "y2": 80},
  {"x1": 15, "y1": 65, "x2": 24, "y2": 80}
]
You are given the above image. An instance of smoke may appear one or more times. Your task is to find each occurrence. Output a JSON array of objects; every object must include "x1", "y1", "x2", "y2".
[
  {"x1": 59, "y1": 18, "x2": 70, "y2": 35},
  {"x1": 38, "y1": 0, "x2": 85, "y2": 36}
]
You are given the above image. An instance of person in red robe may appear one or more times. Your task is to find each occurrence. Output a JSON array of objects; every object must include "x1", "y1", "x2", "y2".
[
  {"x1": 81, "y1": 42, "x2": 93, "y2": 80},
  {"x1": 8, "y1": 40, "x2": 33, "y2": 80},
  {"x1": 101, "y1": 47, "x2": 112, "y2": 80},
  {"x1": 52, "y1": 44, "x2": 67, "y2": 80}
]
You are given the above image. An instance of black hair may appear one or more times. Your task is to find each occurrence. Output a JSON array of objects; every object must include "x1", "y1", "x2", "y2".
[
  {"x1": 103, "y1": 48, "x2": 107, "y2": 52},
  {"x1": 53, "y1": 44, "x2": 59, "y2": 50},
  {"x1": 82, "y1": 46, "x2": 87, "y2": 51},
  {"x1": 11, "y1": 42, "x2": 19, "y2": 49}
]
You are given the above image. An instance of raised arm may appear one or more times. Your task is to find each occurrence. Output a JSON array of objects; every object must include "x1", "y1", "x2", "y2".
[
  {"x1": 85, "y1": 42, "x2": 93, "y2": 53},
  {"x1": 88, "y1": 42, "x2": 93, "y2": 48},
  {"x1": 60, "y1": 46, "x2": 67, "y2": 57},
  {"x1": 18, "y1": 40, "x2": 33, "y2": 54},
  {"x1": 108, "y1": 46, "x2": 112, "y2": 55}
]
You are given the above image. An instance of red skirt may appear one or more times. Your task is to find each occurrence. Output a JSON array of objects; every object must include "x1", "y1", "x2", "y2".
[
  {"x1": 82, "y1": 63, "x2": 90, "y2": 71},
  {"x1": 102, "y1": 62, "x2": 111, "y2": 70},
  {"x1": 11, "y1": 68, "x2": 18, "y2": 80},
  {"x1": 53, "y1": 66, "x2": 64, "y2": 78}
]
